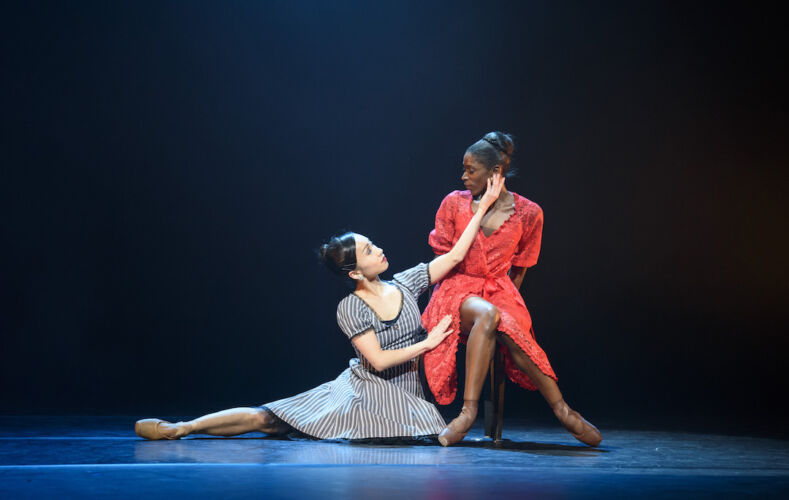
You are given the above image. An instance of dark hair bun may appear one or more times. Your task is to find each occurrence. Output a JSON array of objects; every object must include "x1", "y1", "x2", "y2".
[
  {"x1": 318, "y1": 232, "x2": 358, "y2": 278},
  {"x1": 483, "y1": 131, "x2": 515, "y2": 158}
]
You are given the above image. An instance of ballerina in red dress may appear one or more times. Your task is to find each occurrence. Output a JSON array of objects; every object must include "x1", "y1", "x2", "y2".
[{"x1": 422, "y1": 131, "x2": 602, "y2": 447}]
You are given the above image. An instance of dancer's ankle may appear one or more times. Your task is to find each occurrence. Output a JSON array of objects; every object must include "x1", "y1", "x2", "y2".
[
  {"x1": 550, "y1": 399, "x2": 569, "y2": 418},
  {"x1": 549, "y1": 398, "x2": 568, "y2": 416},
  {"x1": 462, "y1": 399, "x2": 479, "y2": 411},
  {"x1": 176, "y1": 421, "x2": 195, "y2": 437},
  {"x1": 460, "y1": 400, "x2": 479, "y2": 418},
  {"x1": 550, "y1": 400, "x2": 584, "y2": 435},
  {"x1": 448, "y1": 400, "x2": 477, "y2": 430}
]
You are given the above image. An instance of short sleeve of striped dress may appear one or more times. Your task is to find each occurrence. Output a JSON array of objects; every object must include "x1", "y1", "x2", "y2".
[
  {"x1": 336, "y1": 295, "x2": 374, "y2": 339},
  {"x1": 392, "y1": 262, "x2": 431, "y2": 300}
]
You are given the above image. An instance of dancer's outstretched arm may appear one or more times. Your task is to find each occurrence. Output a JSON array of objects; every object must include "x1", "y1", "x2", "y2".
[
  {"x1": 352, "y1": 315, "x2": 453, "y2": 372},
  {"x1": 428, "y1": 174, "x2": 505, "y2": 285}
]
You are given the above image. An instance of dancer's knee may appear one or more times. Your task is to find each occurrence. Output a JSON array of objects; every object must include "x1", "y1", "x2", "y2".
[
  {"x1": 477, "y1": 306, "x2": 500, "y2": 331},
  {"x1": 251, "y1": 408, "x2": 274, "y2": 430},
  {"x1": 460, "y1": 297, "x2": 500, "y2": 335}
]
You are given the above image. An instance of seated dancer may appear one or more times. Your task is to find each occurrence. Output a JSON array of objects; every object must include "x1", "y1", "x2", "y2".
[
  {"x1": 421, "y1": 131, "x2": 603, "y2": 447},
  {"x1": 134, "y1": 175, "x2": 505, "y2": 441}
]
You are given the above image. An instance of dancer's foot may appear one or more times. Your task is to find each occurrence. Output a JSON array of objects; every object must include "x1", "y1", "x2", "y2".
[
  {"x1": 438, "y1": 400, "x2": 478, "y2": 447},
  {"x1": 550, "y1": 399, "x2": 602, "y2": 447},
  {"x1": 135, "y1": 418, "x2": 192, "y2": 440}
]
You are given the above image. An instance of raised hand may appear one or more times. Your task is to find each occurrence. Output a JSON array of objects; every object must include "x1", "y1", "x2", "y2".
[
  {"x1": 478, "y1": 173, "x2": 506, "y2": 213},
  {"x1": 424, "y1": 314, "x2": 453, "y2": 350}
]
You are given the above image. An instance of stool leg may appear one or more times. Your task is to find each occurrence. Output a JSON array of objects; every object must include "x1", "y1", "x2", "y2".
[
  {"x1": 492, "y1": 348, "x2": 505, "y2": 442},
  {"x1": 484, "y1": 348, "x2": 506, "y2": 442},
  {"x1": 484, "y1": 359, "x2": 494, "y2": 438}
]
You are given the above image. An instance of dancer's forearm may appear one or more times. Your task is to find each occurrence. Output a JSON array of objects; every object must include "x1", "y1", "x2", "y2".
[
  {"x1": 428, "y1": 207, "x2": 487, "y2": 283},
  {"x1": 367, "y1": 342, "x2": 430, "y2": 372},
  {"x1": 352, "y1": 331, "x2": 428, "y2": 372}
]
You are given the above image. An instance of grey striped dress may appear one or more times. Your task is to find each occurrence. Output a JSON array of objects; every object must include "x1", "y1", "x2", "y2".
[{"x1": 261, "y1": 263, "x2": 446, "y2": 440}]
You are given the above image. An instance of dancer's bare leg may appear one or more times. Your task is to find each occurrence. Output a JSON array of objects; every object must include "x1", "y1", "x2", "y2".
[
  {"x1": 496, "y1": 334, "x2": 563, "y2": 406},
  {"x1": 438, "y1": 296, "x2": 499, "y2": 445},
  {"x1": 461, "y1": 297, "x2": 500, "y2": 404},
  {"x1": 137, "y1": 407, "x2": 290, "y2": 439},
  {"x1": 497, "y1": 333, "x2": 602, "y2": 446}
]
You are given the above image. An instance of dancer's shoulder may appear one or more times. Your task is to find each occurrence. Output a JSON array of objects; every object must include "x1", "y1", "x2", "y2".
[
  {"x1": 336, "y1": 294, "x2": 373, "y2": 338},
  {"x1": 438, "y1": 190, "x2": 470, "y2": 208},
  {"x1": 511, "y1": 192, "x2": 542, "y2": 216},
  {"x1": 447, "y1": 189, "x2": 471, "y2": 200},
  {"x1": 336, "y1": 293, "x2": 367, "y2": 318}
]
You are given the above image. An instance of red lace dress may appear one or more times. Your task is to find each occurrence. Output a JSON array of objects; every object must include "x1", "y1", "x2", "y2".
[{"x1": 421, "y1": 190, "x2": 558, "y2": 405}]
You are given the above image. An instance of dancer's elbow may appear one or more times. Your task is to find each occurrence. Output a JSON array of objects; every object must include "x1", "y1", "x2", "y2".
[{"x1": 367, "y1": 353, "x2": 387, "y2": 372}]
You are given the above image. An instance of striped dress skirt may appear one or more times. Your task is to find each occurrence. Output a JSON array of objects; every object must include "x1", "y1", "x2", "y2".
[{"x1": 261, "y1": 358, "x2": 446, "y2": 440}]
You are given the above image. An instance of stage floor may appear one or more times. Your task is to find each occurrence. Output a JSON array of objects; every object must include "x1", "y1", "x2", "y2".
[{"x1": 1, "y1": 417, "x2": 787, "y2": 499}]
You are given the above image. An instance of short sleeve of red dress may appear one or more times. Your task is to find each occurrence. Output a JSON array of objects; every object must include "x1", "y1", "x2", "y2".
[
  {"x1": 511, "y1": 202, "x2": 543, "y2": 268},
  {"x1": 428, "y1": 191, "x2": 459, "y2": 255}
]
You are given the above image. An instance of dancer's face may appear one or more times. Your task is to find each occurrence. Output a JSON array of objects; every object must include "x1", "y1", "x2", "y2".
[
  {"x1": 349, "y1": 234, "x2": 389, "y2": 281},
  {"x1": 461, "y1": 153, "x2": 499, "y2": 197}
]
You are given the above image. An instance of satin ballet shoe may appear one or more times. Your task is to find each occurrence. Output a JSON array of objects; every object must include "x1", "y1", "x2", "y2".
[
  {"x1": 134, "y1": 418, "x2": 190, "y2": 440},
  {"x1": 551, "y1": 399, "x2": 602, "y2": 447},
  {"x1": 438, "y1": 401, "x2": 478, "y2": 447},
  {"x1": 438, "y1": 422, "x2": 469, "y2": 447}
]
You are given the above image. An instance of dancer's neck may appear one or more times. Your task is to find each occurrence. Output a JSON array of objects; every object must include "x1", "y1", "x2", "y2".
[{"x1": 355, "y1": 276, "x2": 385, "y2": 297}]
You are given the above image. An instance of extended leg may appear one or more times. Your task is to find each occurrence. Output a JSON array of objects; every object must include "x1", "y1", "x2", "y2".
[
  {"x1": 497, "y1": 333, "x2": 562, "y2": 404},
  {"x1": 497, "y1": 333, "x2": 602, "y2": 446},
  {"x1": 135, "y1": 407, "x2": 290, "y2": 440},
  {"x1": 438, "y1": 296, "x2": 500, "y2": 446}
]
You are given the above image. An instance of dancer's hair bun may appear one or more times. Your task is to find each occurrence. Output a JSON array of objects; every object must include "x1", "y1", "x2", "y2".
[
  {"x1": 318, "y1": 232, "x2": 357, "y2": 278},
  {"x1": 482, "y1": 131, "x2": 515, "y2": 158}
]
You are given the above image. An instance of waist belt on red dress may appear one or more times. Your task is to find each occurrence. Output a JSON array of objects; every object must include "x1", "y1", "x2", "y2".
[{"x1": 460, "y1": 269, "x2": 509, "y2": 300}]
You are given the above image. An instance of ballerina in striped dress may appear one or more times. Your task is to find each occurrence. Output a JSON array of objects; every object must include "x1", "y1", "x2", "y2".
[{"x1": 134, "y1": 174, "x2": 505, "y2": 441}]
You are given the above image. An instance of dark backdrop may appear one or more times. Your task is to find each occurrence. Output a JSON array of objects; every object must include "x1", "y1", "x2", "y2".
[{"x1": 2, "y1": 1, "x2": 787, "y2": 436}]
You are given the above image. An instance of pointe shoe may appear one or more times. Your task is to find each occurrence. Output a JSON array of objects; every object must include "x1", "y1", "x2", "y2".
[
  {"x1": 551, "y1": 399, "x2": 602, "y2": 447},
  {"x1": 438, "y1": 401, "x2": 478, "y2": 447},
  {"x1": 134, "y1": 418, "x2": 190, "y2": 440}
]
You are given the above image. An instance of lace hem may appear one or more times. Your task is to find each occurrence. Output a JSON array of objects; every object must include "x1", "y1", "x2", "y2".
[{"x1": 496, "y1": 312, "x2": 557, "y2": 392}]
